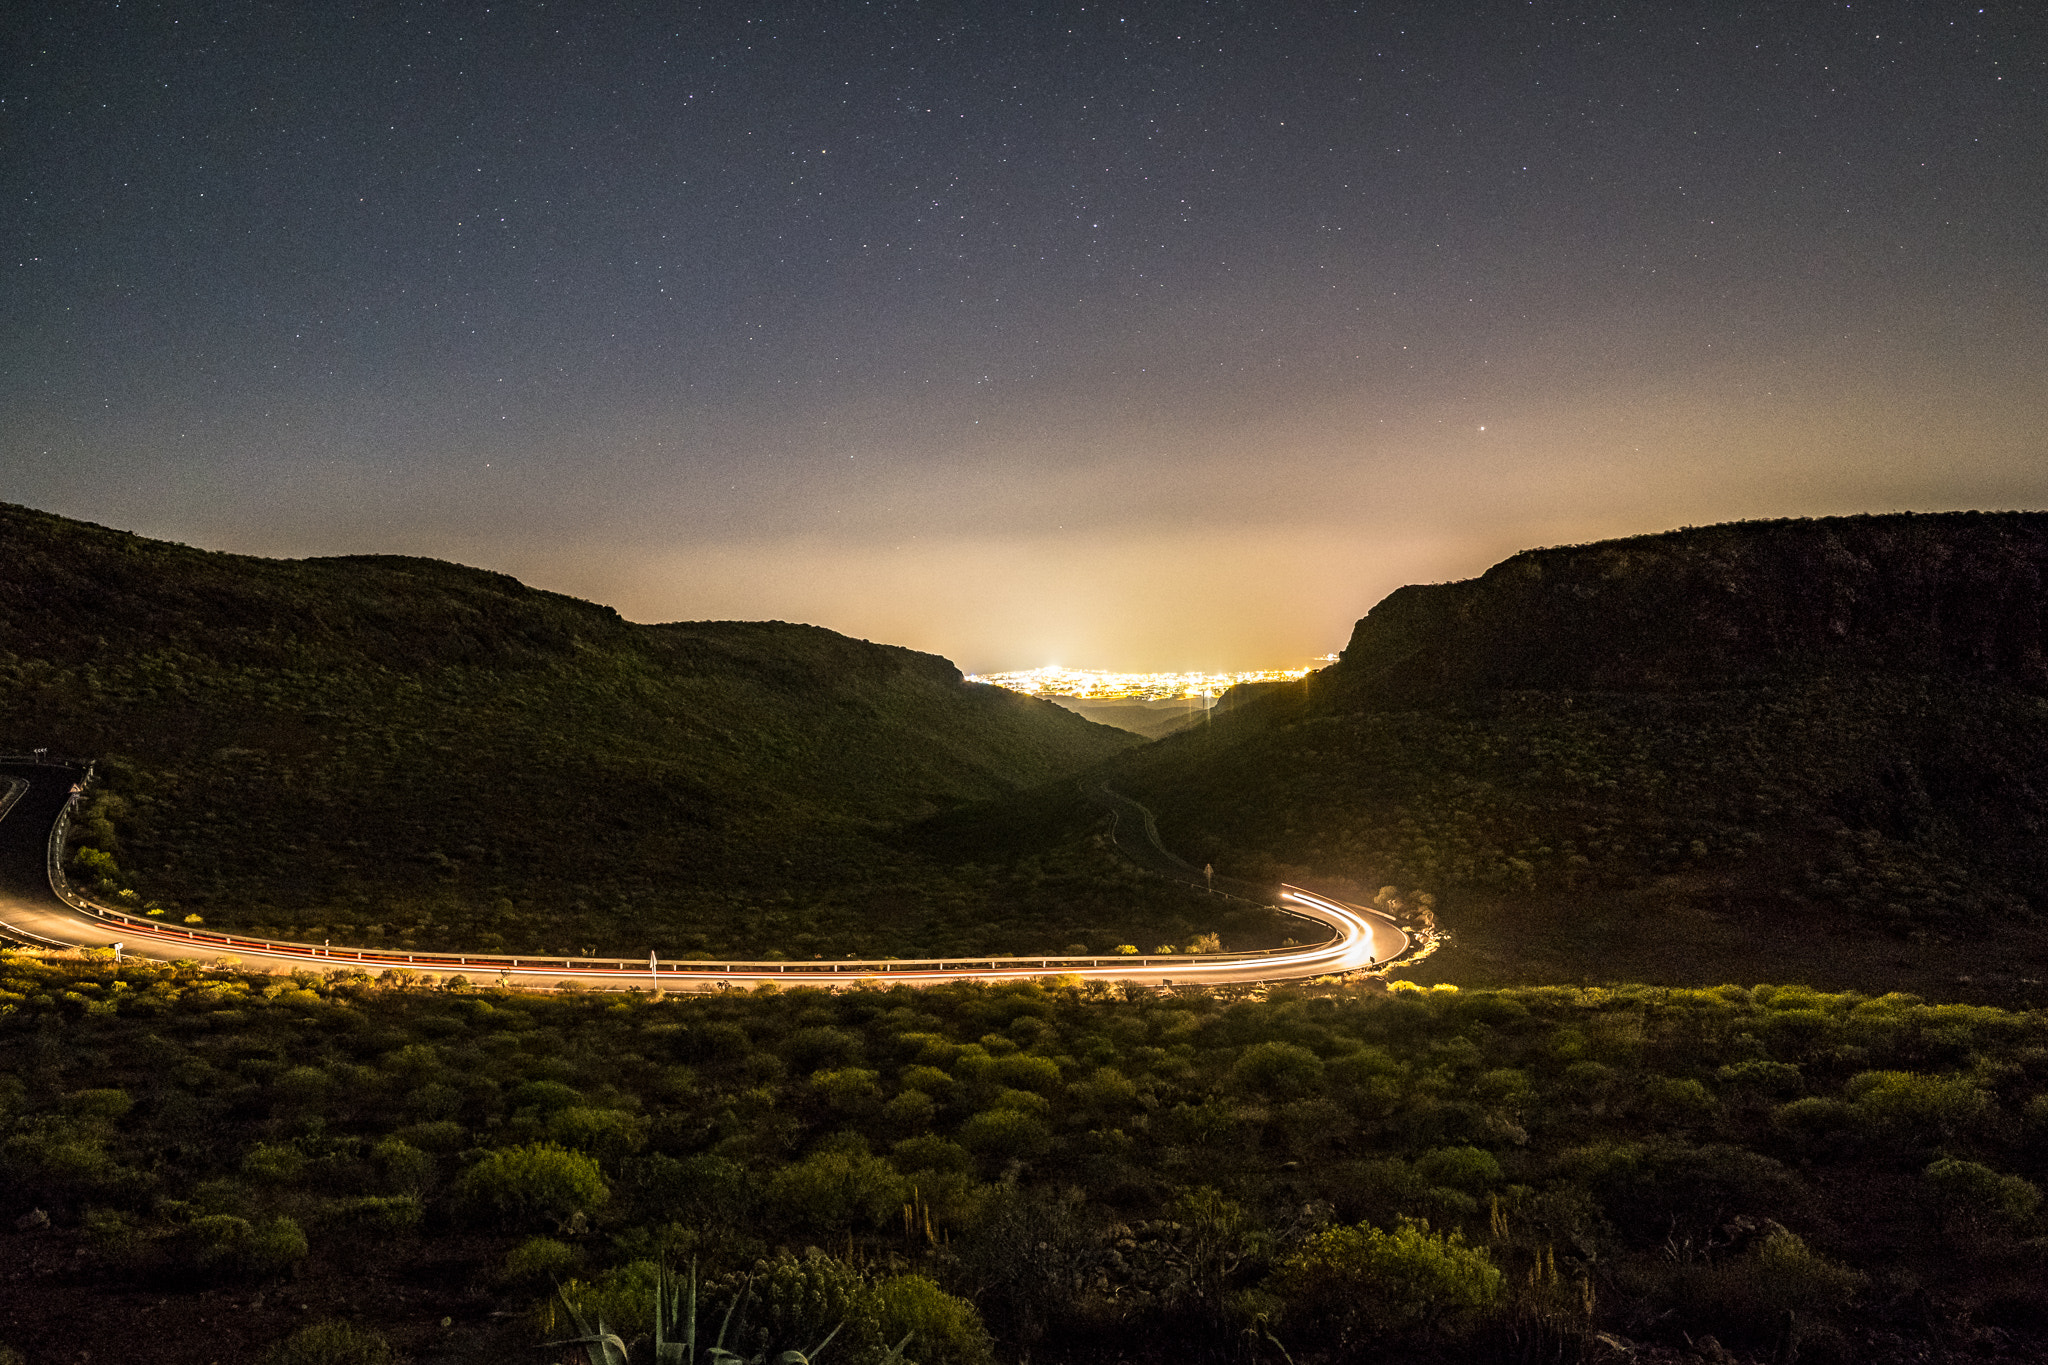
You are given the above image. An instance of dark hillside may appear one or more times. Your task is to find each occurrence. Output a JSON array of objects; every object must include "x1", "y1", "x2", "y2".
[
  {"x1": 0, "y1": 503, "x2": 1174, "y2": 957},
  {"x1": 1104, "y1": 514, "x2": 2048, "y2": 1003},
  {"x1": 1333, "y1": 512, "x2": 2048, "y2": 706}
]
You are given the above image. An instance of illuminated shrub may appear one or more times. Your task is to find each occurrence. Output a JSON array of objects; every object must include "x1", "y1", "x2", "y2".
[
  {"x1": 260, "y1": 1321, "x2": 398, "y2": 1365},
  {"x1": 1268, "y1": 1216, "x2": 1502, "y2": 1340},
  {"x1": 892, "y1": 1135, "x2": 973, "y2": 1175},
  {"x1": 751, "y1": 1250, "x2": 880, "y2": 1361},
  {"x1": 1413, "y1": 1145, "x2": 1502, "y2": 1192},
  {"x1": 989, "y1": 1054, "x2": 1063, "y2": 1095},
  {"x1": 1642, "y1": 1076, "x2": 1718, "y2": 1127},
  {"x1": 808, "y1": 1067, "x2": 884, "y2": 1115},
  {"x1": 1924, "y1": 1158, "x2": 2042, "y2": 1237},
  {"x1": 240, "y1": 1143, "x2": 307, "y2": 1186},
  {"x1": 545, "y1": 1107, "x2": 648, "y2": 1161},
  {"x1": 499, "y1": 1235, "x2": 579, "y2": 1287},
  {"x1": 881, "y1": 1088, "x2": 937, "y2": 1135},
  {"x1": 458, "y1": 1142, "x2": 609, "y2": 1226},
  {"x1": 1714, "y1": 1060, "x2": 1803, "y2": 1097},
  {"x1": 1771, "y1": 1097, "x2": 1859, "y2": 1159},
  {"x1": 509, "y1": 1080, "x2": 583, "y2": 1113},
  {"x1": 767, "y1": 1140, "x2": 907, "y2": 1231},
  {"x1": 1845, "y1": 1070, "x2": 1987, "y2": 1146},
  {"x1": 63, "y1": 1089, "x2": 135, "y2": 1122},
  {"x1": 330, "y1": 1195, "x2": 423, "y2": 1236},
  {"x1": 874, "y1": 1272, "x2": 995, "y2": 1365},
  {"x1": 1231, "y1": 1042, "x2": 1325, "y2": 1099},
  {"x1": 958, "y1": 1108, "x2": 1053, "y2": 1163}
]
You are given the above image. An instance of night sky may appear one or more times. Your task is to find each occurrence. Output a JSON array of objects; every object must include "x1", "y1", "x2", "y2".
[{"x1": 6, "y1": 2, "x2": 2044, "y2": 671}]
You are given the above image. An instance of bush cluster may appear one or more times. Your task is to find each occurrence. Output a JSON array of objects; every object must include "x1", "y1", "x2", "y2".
[{"x1": 2, "y1": 952, "x2": 2045, "y2": 1362}]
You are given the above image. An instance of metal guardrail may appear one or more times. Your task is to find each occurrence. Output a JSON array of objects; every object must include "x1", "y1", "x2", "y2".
[{"x1": 33, "y1": 766, "x2": 1362, "y2": 983}]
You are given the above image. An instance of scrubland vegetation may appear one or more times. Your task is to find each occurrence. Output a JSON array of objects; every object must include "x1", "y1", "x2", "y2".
[{"x1": 4, "y1": 953, "x2": 2045, "y2": 1363}]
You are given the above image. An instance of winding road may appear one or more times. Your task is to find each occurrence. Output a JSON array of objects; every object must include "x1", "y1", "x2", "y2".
[{"x1": 0, "y1": 758, "x2": 1406, "y2": 991}]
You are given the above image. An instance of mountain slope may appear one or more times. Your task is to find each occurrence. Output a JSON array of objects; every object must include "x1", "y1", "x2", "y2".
[
  {"x1": 0, "y1": 502, "x2": 1146, "y2": 955},
  {"x1": 1103, "y1": 513, "x2": 2048, "y2": 1002}
]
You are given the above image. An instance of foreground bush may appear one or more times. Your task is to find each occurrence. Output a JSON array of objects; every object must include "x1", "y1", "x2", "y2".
[
  {"x1": 459, "y1": 1142, "x2": 609, "y2": 1227},
  {"x1": 1268, "y1": 1216, "x2": 1502, "y2": 1343}
]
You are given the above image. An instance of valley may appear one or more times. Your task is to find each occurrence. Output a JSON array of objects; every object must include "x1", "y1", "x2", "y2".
[{"x1": 3, "y1": 507, "x2": 2046, "y2": 1365}]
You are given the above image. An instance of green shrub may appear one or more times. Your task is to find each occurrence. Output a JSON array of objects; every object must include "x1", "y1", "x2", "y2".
[
  {"x1": 1232, "y1": 1042, "x2": 1324, "y2": 1098},
  {"x1": 241, "y1": 1143, "x2": 307, "y2": 1185},
  {"x1": 809, "y1": 1068, "x2": 884, "y2": 1115},
  {"x1": 1770, "y1": 1097, "x2": 1859, "y2": 1159},
  {"x1": 372, "y1": 1137, "x2": 435, "y2": 1195},
  {"x1": 1268, "y1": 1216, "x2": 1501, "y2": 1340},
  {"x1": 261, "y1": 1321, "x2": 397, "y2": 1365},
  {"x1": 62, "y1": 1088, "x2": 135, "y2": 1122},
  {"x1": 1715, "y1": 1060, "x2": 1803, "y2": 1096},
  {"x1": 1924, "y1": 1158, "x2": 2042, "y2": 1236},
  {"x1": 1412, "y1": 1145, "x2": 1501, "y2": 1192},
  {"x1": 873, "y1": 1273, "x2": 993, "y2": 1365},
  {"x1": 768, "y1": 1144, "x2": 907, "y2": 1232},
  {"x1": 459, "y1": 1142, "x2": 609, "y2": 1226},
  {"x1": 1846, "y1": 1071, "x2": 1987, "y2": 1145},
  {"x1": 1642, "y1": 1076, "x2": 1717, "y2": 1126},
  {"x1": 546, "y1": 1107, "x2": 648, "y2": 1160},
  {"x1": 510, "y1": 1080, "x2": 585, "y2": 1113},
  {"x1": 989, "y1": 1054, "x2": 1064, "y2": 1095},
  {"x1": 622, "y1": 1152, "x2": 749, "y2": 1223},
  {"x1": 184, "y1": 1214, "x2": 308, "y2": 1281},
  {"x1": 395, "y1": 1120, "x2": 467, "y2": 1153},
  {"x1": 274, "y1": 1066, "x2": 333, "y2": 1106},
  {"x1": 329, "y1": 1196, "x2": 423, "y2": 1235},
  {"x1": 957, "y1": 1109, "x2": 1053, "y2": 1163},
  {"x1": 892, "y1": 1136, "x2": 972, "y2": 1174},
  {"x1": 1667, "y1": 1229, "x2": 1863, "y2": 1347},
  {"x1": 501, "y1": 1235, "x2": 581, "y2": 1286}
]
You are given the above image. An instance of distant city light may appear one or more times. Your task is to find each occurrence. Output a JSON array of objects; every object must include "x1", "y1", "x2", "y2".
[{"x1": 967, "y1": 658, "x2": 1337, "y2": 701}]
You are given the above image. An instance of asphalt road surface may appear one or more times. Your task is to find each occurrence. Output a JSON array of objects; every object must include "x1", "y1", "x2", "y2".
[{"x1": 0, "y1": 759, "x2": 1407, "y2": 991}]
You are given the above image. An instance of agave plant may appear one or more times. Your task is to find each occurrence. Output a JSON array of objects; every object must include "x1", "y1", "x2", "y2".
[{"x1": 546, "y1": 1261, "x2": 911, "y2": 1365}]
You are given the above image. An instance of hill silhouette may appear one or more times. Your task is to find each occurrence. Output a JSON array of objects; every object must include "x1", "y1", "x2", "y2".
[
  {"x1": 1099, "y1": 513, "x2": 2048, "y2": 1002},
  {"x1": 0, "y1": 503, "x2": 1271, "y2": 959}
]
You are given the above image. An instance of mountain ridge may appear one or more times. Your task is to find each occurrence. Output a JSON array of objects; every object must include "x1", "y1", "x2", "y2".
[{"x1": 1329, "y1": 511, "x2": 2048, "y2": 706}]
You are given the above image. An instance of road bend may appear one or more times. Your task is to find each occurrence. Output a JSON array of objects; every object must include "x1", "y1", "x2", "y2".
[{"x1": 0, "y1": 759, "x2": 1407, "y2": 991}]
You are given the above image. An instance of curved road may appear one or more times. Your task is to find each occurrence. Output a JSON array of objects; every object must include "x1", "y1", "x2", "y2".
[{"x1": 0, "y1": 758, "x2": 1407, "y2": 991}]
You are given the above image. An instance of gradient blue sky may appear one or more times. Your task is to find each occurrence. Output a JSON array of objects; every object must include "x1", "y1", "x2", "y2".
[{"x1": 6, "y1": 1, "x2": 2043, "y2": 671}]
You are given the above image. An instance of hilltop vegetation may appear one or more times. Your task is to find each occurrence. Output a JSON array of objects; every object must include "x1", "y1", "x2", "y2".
[
  {"x1": 2, "y1": 955, "x2": 2043, "y2": 1364},
  {"x1": 0, "y1": 502, "x2": 1265, "y2": 959},
  {"x1": 1099, "y1": 515, "x2": 2048, "y2": 1002}
]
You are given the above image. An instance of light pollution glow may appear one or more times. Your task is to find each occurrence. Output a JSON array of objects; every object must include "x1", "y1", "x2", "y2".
[{"x1": 969, "y1": 662, "x2": 1337, "y2": 701}]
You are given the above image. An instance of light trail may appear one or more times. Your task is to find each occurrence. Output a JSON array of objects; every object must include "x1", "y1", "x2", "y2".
[{"x1": 0, "y1": 761, "x2": 1408, "y2": 990}]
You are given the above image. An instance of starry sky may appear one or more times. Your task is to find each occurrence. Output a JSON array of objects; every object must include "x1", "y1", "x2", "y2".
[{"x1": 6, "y1": 2, "x2": 2044, "y2": 672}]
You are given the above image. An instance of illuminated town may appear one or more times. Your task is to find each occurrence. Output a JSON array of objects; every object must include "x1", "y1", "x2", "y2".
[{"x1": 967, "y1": 660, "x2": 1337, "y2": 701}]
